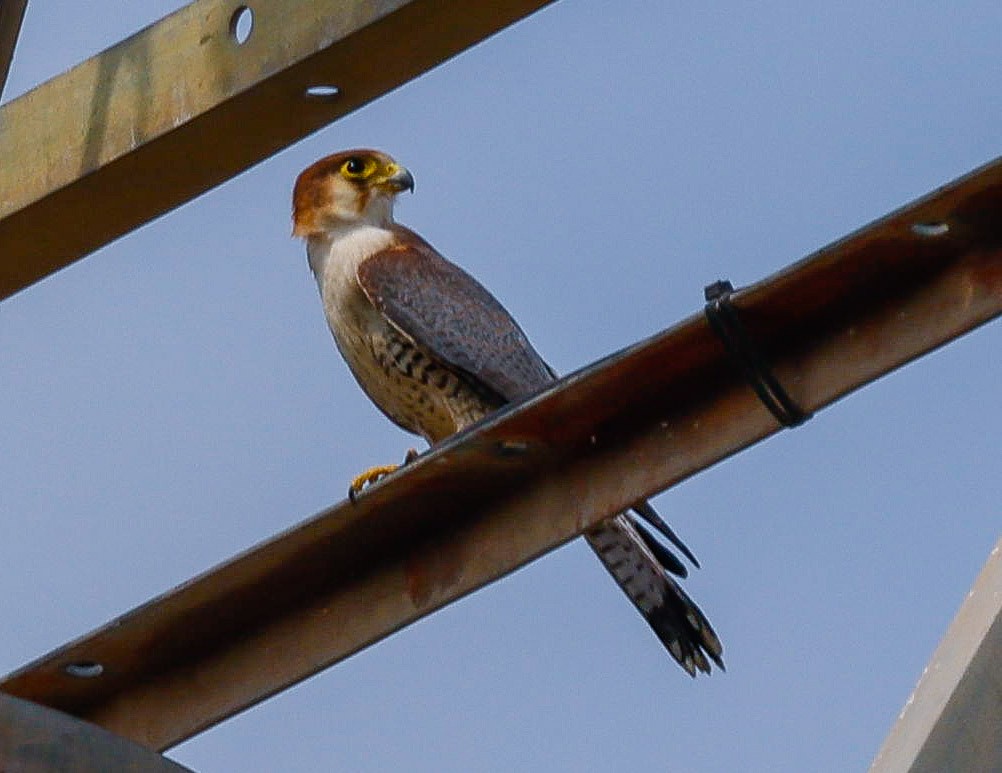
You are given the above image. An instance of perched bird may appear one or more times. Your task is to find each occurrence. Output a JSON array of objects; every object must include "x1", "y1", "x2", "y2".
[{"x1": 293, "y1": 149, "x2": 723, "y2": 675}]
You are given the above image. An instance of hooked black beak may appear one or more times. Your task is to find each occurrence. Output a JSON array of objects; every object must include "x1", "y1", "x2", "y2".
[{"x1": 384, "y1": 165, "x2": 415, "y2": 193}]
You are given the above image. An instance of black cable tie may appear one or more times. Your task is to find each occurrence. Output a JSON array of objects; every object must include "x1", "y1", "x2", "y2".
[{"x1": 703, "y1": 280, "x2": 812, "y2": 428}]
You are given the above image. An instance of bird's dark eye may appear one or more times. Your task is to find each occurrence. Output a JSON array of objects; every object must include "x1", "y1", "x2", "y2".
[
  {"x1": 341, "y1": 156, "x2": 376, "y2": 180},
  {"x1": 338, "y1": 158, "x2": 374, "y2": 180}
]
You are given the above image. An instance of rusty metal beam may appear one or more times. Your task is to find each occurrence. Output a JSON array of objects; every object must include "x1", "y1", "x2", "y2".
[
  {"x1": 0, "y1": 693, "x2": 193, "y2": 772},
  {"x1": 0, "y1": 0, "x2": 554, "y2": 301},
  {"x1": 2, "y1": 155, "x2": 1000, "y2": 751},
  {"x1": 0, "y1": 0, "x2": 27, "y2": 100},
  {"x1": 869, "y1": 538, "x2": 1002, "y2": 773}
]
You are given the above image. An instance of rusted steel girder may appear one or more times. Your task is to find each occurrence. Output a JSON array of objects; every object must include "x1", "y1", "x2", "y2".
[
  {"x1": 0, "y1": 0, "x2": 554, "y2": 300},
  {"x1": 0, "y1": 693, "x2": 193, "y2": 772},
  {"x1": 2, "y1": 156, "x2": 1000, "y2": 751}
]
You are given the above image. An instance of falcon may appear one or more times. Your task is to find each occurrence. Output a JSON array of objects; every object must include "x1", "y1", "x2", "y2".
[{"x1": 292, "y1": 149, "x2": 723, "y2": 675}]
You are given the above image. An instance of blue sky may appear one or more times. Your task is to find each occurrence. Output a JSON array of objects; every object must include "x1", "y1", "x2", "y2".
[{"x1": 2, "y1": 2, "x2": 1000, "y2": 771}]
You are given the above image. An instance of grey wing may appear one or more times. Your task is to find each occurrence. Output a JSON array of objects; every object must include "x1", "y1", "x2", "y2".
[
  {"x1": 359, "y1": 229, "x2": 722, "y2": 673},
  {"x1": 356, "y1": 230, "x2": 555, "y2": 403}
]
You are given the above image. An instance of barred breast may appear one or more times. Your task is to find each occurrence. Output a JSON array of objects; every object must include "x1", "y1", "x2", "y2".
[
  {"x1": 326, "y1": 287, "x2": 495, "y2": 445},
  {"x1": 366, "y1": 327, "x2": 496, "y2": 443}
]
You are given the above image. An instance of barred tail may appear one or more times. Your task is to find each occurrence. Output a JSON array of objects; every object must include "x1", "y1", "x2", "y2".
[{"x1": 586, "y1": 511, "x2": 723, "y2": 676}]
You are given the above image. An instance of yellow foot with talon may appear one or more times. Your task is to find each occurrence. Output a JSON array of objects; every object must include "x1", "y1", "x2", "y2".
[
  {"x1": 347, "y1": 449, "x2": 419, "y2": 503},
  {"x1": 348, "y1": 464, "x2": 400, "y2": 502}
]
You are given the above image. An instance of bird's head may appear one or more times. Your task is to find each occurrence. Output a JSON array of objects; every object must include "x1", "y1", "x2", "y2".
[{"x1": 292, "y1": 149, "x2": 414, "y2": 237}]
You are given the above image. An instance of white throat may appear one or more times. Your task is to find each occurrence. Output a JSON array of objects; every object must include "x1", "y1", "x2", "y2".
[{"x1": 306, "y1": 221, "x2": 395, "y2": 294}]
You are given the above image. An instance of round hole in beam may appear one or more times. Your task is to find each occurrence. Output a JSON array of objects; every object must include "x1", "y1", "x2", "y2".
[
  {"x1": 910, "y1": 221, "x2": 950, "y2": 237},
  {"x1": 64, "y1": 661, "x2": 104, "y2": 678},
  {"x1": 495, "y1": 439, "x2": 529, "y2": 457},
  {"x1": 305, "y1": 85, "x2": 341, "y2": 102},
  {"x1": 230, "y1": 6, "x2": 253, "y2": 45}
]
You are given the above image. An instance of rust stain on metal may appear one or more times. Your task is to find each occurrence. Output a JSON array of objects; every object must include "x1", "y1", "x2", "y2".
[
  {"x1": 967, "y1": 249, "x2": 1002, "y2": 297},
  {"x1": 405, "y1": 539, "x2": 466, "y2": 610}
]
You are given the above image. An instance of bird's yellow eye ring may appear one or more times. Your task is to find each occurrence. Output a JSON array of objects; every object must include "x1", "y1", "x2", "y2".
[{"x1": 342, "y1": 157, "x2": 375, "y2": 179}]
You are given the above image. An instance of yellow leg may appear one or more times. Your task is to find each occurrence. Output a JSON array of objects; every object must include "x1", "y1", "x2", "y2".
[{"x1": 348, "y1": 449, "x2": 419, "y2": 502}]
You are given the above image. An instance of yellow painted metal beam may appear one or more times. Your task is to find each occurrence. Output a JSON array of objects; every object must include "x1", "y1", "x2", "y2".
[
  {"x1": 2, "y1": 155, "x2": 1000, "y2": 751},
  {"x1": 0, "y1": 0, "x2": 554, "y2": 300}
]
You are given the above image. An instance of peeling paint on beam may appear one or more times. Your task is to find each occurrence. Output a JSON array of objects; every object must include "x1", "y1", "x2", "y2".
[{"x1": 0, "y1": 0, "x2": 554, "y2": 300}]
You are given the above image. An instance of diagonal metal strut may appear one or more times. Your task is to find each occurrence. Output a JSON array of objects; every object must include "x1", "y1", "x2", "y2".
[
  {"x1": 0, "y1": 0, "x2": 27, "y2": 101},
  {"x1": 2, "y1": 154, "x2": 1000, "y2": 751},
  {"x1": 0, "y1": 0, "x2": 555, "y2": 300}
]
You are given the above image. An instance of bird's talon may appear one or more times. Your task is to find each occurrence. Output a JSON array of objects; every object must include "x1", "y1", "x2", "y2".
[
  {"x1": 404, "y1": 448, "x2": 419, "y2": 464},
  {"x1": 348, "y1": 463, "x2": 401, "y2": 503}
]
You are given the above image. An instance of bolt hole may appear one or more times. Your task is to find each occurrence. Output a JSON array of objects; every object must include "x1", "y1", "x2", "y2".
[
  {"x1": 495, "y1": 439, "x2": 529, "y2": 457},
  {"x1": 229, "y1": 6, "x2": 253, "y2": 45},
  {"x1": 305, "y1": 85, "x2": 341, "y2": 102},
  {"x1": 64, "y1": 661, "x2": 104, "y2": 678},
  {"x1": 911, "y1": 221, "x2": 949, "y2": 237}
]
